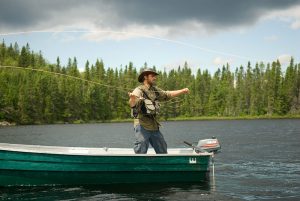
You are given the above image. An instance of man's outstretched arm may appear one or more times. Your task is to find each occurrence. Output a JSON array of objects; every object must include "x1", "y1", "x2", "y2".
[{"x1": 169, "y1": 88, "x2": 189, "y2": 97}]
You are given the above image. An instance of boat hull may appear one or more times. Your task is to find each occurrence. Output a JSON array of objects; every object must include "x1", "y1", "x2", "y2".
[
  {"x1": 0, "y1": 145, "x2": 211, "y2": 186},
  {"x1": 0, "y1": 169, "x2": 210, "y2": 186}
]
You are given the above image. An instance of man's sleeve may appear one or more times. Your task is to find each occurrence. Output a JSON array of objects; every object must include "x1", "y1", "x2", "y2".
[
  {"x1": 131, "y1": 87, "x2": 143, "y2": 107},
  {"x1": 156, "y1": 87, "x2": 172, "y2": 102}
]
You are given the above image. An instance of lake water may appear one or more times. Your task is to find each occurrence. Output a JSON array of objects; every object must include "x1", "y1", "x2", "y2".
[{"x1": 0, "y1": 119, "x2": 299, "y2": 200}]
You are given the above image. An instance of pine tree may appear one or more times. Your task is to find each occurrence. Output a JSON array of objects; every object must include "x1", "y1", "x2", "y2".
[
  {"x1": 84, "y1": 60, "x2": 90, "y2": 80},
  {"x1": 282, "y1": 57, "x2": 297, "y2": 114},
  {"x1": 55, "y1": 57, "x2": 61, "y2": 73},
  {"x1": 19, "y1": 46, "x2": 30, "y2": 67}
]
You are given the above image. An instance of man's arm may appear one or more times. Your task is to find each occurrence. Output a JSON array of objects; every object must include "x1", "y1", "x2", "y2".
[
  {"x1": 169, "y1": 88, "x2": 189, "y2": 97},
  {"x1": 128, "y1": 92, "x2": 137, "y2": 108},
  {"x1": 128, "y1": 88, "x2": 144, "y2": 108}
]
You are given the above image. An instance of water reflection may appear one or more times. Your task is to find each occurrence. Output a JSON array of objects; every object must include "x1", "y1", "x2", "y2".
[{"x1": 0, "y1": 182, "x2": 213, "y2": 201}]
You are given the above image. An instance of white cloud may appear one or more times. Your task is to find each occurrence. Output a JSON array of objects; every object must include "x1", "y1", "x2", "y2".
[
  {"x1": 264, "y1": 5, "x2": 300, "y2": 30},
  {"x1": 213, "y1": 57, "x2": 233, "y2": 66},
  {"x1": 291, "y1": 20, "x2": 300, "y2": 29},
  {"x1": 278, "y1": 54, "x2": 292, "y2": 65},
  {"x1": 81, "y1": 24, "x2": 171, "y2": 42}
]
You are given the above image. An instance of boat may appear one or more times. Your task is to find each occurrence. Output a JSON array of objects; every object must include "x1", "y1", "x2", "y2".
[{"x1": 0, "y1": 141, "x2": 218, "y2": 186}]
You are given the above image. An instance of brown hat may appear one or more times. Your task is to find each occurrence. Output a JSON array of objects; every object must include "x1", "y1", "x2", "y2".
[{"x1": 138, "y1": 68, "x2": 159, "y2": 83}]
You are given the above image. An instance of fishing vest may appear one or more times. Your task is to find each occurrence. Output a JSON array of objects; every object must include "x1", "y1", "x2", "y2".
[{"x1": 131, "y1": 85, "x2": 161, "y2": 118}]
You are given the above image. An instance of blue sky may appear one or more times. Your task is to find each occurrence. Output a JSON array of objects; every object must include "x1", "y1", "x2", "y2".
[{"x1": 0, "y1": 0, "x2": 300, "y2": 73}]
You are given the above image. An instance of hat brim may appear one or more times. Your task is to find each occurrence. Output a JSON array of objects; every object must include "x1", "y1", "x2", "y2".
[{"x1": 138, "y1": 71, "x2": 159, "y2": 83}]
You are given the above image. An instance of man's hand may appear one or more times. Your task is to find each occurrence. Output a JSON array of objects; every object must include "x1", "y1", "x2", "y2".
[
  {"x1": 128, "y1": 92, "x2": 144, "y2": 108},
  {"x1": 128, "y1": 92, "x2": 136, "y2": 98},
  {"x1": 169, "y1": 88, "x2": 190, "y2": 97},
  {"x1": 128, "y1": 92, "x2": 144, "y2": 100},
  {"x1": 182, "y1": 88, "x2": 189, "y2": 94},
  {"x1": 128, "y1": 92, "x2": 136, "y2": 108}
]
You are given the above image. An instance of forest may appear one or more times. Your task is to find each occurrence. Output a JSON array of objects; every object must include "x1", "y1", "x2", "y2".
[{"x1": 0, "y1": 41, "x2": 300, "y2": 124}]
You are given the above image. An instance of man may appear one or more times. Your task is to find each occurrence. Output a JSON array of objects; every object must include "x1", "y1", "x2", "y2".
[{"x1": 128, "y1": 68, "x2": 189, "y2": 154}]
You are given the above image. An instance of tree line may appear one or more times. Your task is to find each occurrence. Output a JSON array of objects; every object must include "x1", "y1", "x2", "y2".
[{"x1": 0, "y1": 41, "x2": 300, "y2": 124}]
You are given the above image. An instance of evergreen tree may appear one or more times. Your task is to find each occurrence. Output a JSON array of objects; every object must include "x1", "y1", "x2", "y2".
[
  {"x1": 56, "y1": 57, "x2": 61, "y2": 73},
  {"x1": 19, "y1": 46, "x2": 30, "y2": 67},
  {"x1": 84, "y1": 60, "x2": 90, "y2": 80}
]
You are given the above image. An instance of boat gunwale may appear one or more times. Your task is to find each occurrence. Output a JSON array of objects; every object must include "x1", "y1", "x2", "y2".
[{"x1": 0, "y1": 143, "x2": 213, "y2": 157}]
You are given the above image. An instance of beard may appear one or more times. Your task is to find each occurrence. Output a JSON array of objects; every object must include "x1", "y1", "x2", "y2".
[{"x1": 148, "y1": 79, "x2": 156, "y2": 86}]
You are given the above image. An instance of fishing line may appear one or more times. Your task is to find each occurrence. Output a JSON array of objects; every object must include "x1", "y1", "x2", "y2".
[
  {"x1": 0, "y1": 65, "x2": 189, "y2": 104},
  {"x1": 0, "y1": 29, "x2": 253, "y2": 95},
  {"x1": 0, "y1": 30, "x2": 252, "y2": 60},
  {"x1": 1, "y1": 30, "x2": 198, "y2": 107},
  {"x1": 0, "y1": 65, "x2": 132, "y2": 93}
]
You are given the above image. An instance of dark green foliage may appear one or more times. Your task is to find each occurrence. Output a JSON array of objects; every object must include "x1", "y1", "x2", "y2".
[{"x1": 0, "y1": 41, "x2": 299, "y2": 124}]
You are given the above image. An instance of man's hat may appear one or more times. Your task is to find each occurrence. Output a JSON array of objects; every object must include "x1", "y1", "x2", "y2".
[{"x1": 138, "y1": 68, "x2": 159, "y2": 83}]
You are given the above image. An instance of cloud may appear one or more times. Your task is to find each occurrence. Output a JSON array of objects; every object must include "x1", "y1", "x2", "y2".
[
  {"x1": 278, "y1": 54, "x2": 292, "y2": 65},
  {"x1": 213, "y1": 57, "x2": 233, "y2": 66},
  {"x1": 81, "y1": 25, "x2": 170, "y2": 42},
  {"x1": 291, "y1": 20, "x2": 300, "y2": 29},
  {"x1": 1, "y1": 0, "x2": 300, "y2": 40},
  {"x1": 264, "y1": 4, "x2": 300, "y2": 29}
]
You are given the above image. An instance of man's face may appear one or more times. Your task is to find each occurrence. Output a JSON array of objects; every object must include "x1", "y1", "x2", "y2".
[{"x1": 144, "y1": 73, "x2": 157, "y2": 85}]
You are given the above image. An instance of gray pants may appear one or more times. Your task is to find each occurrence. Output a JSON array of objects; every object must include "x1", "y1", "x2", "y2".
[{"x1": 134, "y1": 124, "x2": 167, "y2": 154}]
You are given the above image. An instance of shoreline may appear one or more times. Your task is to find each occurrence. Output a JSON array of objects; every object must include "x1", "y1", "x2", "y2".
[
  {"x1": 0, "y1": 121, "x2": 16, "y2": 127},
  {"x1": 1, "y1": 115, "x2": 300, "y2": 126},
  {"x1": 164, "y1": 115, "x2": 300, "y2": 121}
]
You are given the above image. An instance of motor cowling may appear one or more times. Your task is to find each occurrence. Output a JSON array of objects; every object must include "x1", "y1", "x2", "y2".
[{"x1": 197, "y1": 137, "x2": 221, "y2": 153}]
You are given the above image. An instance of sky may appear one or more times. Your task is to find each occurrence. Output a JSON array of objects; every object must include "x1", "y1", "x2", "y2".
[{"x1": 0, "y1": 0, "x2": 300, "y2": 73}]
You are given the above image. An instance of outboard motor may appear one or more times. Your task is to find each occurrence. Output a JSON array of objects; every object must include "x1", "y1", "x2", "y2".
[
  {"x1": 197, "y1": 137, "x2": 221, "y2": 153},
  {"x1": 184, "y1": 137, "x2": 221, "y2": 153}
]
